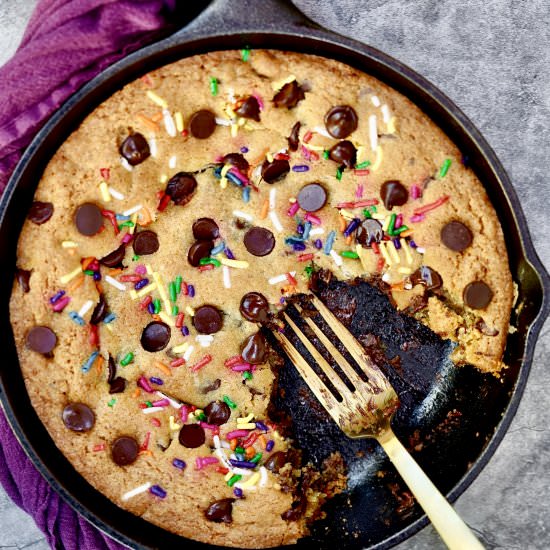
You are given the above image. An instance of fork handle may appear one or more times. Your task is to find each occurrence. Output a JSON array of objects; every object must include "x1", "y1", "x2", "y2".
[{"x1": 378, "y1": 429, "x2": 484, "y2": 550}]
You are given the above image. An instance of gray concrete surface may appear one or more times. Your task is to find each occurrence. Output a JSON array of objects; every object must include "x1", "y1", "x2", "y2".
[{"x1": 0, "y1": 0, "x2": 548, "y2": 549}]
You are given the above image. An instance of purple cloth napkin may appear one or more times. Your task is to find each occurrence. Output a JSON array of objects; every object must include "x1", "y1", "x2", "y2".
[{"x1": 0, "y1": 1, "x2": 193, "y2": 548}]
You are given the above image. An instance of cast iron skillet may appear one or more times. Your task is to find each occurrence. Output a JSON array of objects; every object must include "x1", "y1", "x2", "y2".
[{"x1": 0, "y1": 0, "x2": 548, "y2": 548}]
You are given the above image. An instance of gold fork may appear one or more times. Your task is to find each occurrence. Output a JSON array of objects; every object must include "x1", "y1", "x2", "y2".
[{"x1": 272, "y1": 295, "x2": 484, "y2": 550}]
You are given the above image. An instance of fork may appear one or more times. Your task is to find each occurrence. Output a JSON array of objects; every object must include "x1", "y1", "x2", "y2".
[{"x1": 272, "y1": 295, "x2": 484, "y2": 550}]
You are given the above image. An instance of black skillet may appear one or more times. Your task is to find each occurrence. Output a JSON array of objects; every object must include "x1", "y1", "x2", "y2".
[{"x1": 0, "y1": 0, "x2": 548, "y2": 548}]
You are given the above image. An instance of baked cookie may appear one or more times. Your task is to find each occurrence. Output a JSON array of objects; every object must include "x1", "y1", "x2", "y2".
[{"x1": 10, "y1": 49, "x2": 512, "y2": 547}]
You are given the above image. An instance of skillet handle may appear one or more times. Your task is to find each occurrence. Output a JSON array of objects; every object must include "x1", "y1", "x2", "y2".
[
  {"x1": 378, "y1": 429, "x2": 485, "y2": 550},
  {"x1": 171, "y1": 0, "x2": 320, "y2": 40}
]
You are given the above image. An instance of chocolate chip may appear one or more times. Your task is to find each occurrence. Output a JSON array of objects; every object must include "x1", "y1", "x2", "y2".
[
  {"x1": 107, "y1": 355, "x2": 117, "y2": 383},
  {"x1": 356, "y1": 218, "x2": 384, "y2": 246},
  {"x1": 189, "y1": 109, "x2": 217, "y2": 139},
  {"x1": 273, "y1": 80, "x2": 305, "y2": 109},
  {"x1": 201, "y1": 379, "x2": 221, "y2": 394},
  {"x1": 205, "y1": 498, "x2": 235, "y2": 523},
  {"x1": 288, "y1": 121, "x2": 301, "y2": 152},
  {"x1": 410, "y1": 266, "x2": 443, "y2": 290},
  {"x1": 75, "y1": 203, "x2": 103, "y2": 236},
  {"x1": 204, "y1": 401, "x2": 231, "y2": 425},
  {"x1": 141, "y1": 321, "x2": 171, "y2": 352},
  {"x1": 99, "y1": 244, "x2": 126, "y2": 268},
  {"x1": 441, "y1": 221, "x2": 473, "y2": 252},
  {"x1": 193, "y1": 305, "x2": 223, "y2": 334},
  {"x1": 240, "y1": 292, "x2": 269, "y2": 322},
  {"x1": 28, "y1": 201, "x2": 54, "y2": 225},
  {"x1": 188, "y1": 240, "x2": 214, "y2": 267},
  {"x1": 62, "y1": 403, "x2": 95, "y2": 432},
  {"x1": 90, "y1": 295, "x2": 107, "y2": 325},
  {"x1": 222, "y1": 153, "x2": 249, "y2": 174},
  {"x1": 15, "y1": 268, "x2": 31, "y2": 293},
  {"x1": 329, "y1": 140, "x2": 357, "y2": 169},
  {"x1": 463, "y1": 281, "x2": 493, "y2": 309},
  {"x1": 264, "y1": 451, "x2": 288, "y2": 473},
  {"x1": 380, "y1": 180, "x2": 408, "y2": 210},
  {"x1": 119, "y1": 133, "x2": 150, "y2": 166},
  {"x1": 297, "y1": 183, "x2": 327, "y2": 212},
  {"x1": 235, "y1": 96, "x2": 260, "y2": 121},
  {"x1": 26, "y1": 326, "x2": 56, "y2": 354},
  {"x1": 132, "y1": 230, "x2": 159, "y2": 256},
  {"x1": 109, "y1": 377, "x2": 126, "y2": 394},
  {"x1": 476, "y1": 318, "x2": 499, "y2": 336},
  {"x1": 261, "y1": 158, "x2": 290, "y2": 183},
  {"x1": 281, "y1": 498, "x2": 307, "y2": 521},
  {"x1": 241, "y1": 332, "x2": 267, "y2": 364},
  {"x1": 192, "y1": 218, "x2": 219, "y2": 241},
  {"x1": 179, "y1": 424, "x2": 205, "y2": 448},
  {"x1": 244, "y1": 226, "x2": 275, "y2": 257},
  {"x1": 111, "y1": 436, "x2": 139, "y2": 466},
  {"x1": 106, "y1": 357, "x2": 126, "y2": 396},
  {"x1": 324, "y1": 105, "x2": 358, "y2": 139},
  {"x1": 165, "y1": 172, "x2": 197, "y2": 206}
]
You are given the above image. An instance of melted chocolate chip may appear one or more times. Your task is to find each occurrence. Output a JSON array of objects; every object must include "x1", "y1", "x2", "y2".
[
  {"x1": 140, "y1": 321, "x2": 171, "y2": 352},
  {"x1": 476, "y1": 318, "x2": 499, "y2": 336},
  {"x1": 463, "y1": 281, "x2": 493, "y2": 309},
  {"x1": 90, "y1": 295, "x2": 107, "y2": 325},
  {"x1": 75, "y1": 203, "x2": 103, "y2": 236},
  {"x1": 380, "y1": 180, "x2": 408, "y2": 210},
  {"x1": 204, "y1": 400, "x2": 231, "y2": 425},
  {"x1": 28, "y1": 201, "x2": 54, "y2": 225},
  {"x1": 15, "y1": 268, "x2": 31, "y2": 293},
  {"x1": 109, "y1": 377, "x2": 127, "y2": 394},
  {"x1": 99, "y1": 244, "x2": 126, "y2": 268},
  {"x1": 297, "y1": 183, "x2": 327, "y2": 212},
  {"x1": 273, "y1": 80, "x2": 305, "y2": 109},
  {"x1": 192, "y1": 218, "x2": 219, "y2": 241},
  {"x1": 188, "y1": 240, "x2": 214, "y2": 267},
  {"x1": 193, "y1": 305, "x2": 223, "y2": 334},
  {"x1": 119, "y1": 133, "x2": 150, "y2": 165},
  {"x1": 441, "y1": 221, "x2": 473, "y2": 252},
  {"x1": 179, "y1": 424, "x2": 205, "y2": 448},
  {"x1": 264, "y1": 451, "x2": 288, "y2": 472},
  {"x1": 324, "y1": 105, "x2": 358, "y2": 139},
  {"x1": 241, "y1": 332, "x2": 267, "y2": 364},
  {"x1": 240, "y1": 292, "x2": 269, "y2": 322},
  {"x1": 329, "y1": 140, "x2": 357, "y2": 169},
  {"x1": 165, "y1": 172, "x2": 197, "y2": 206},
  {"x1": 243, "y1": 226, "x2": 275, "y2": 257},
  {"x1": 356, "y1": 218, "x2": 384, "y2": 246},
  {"x1": 201, "y1": 379, "x2": 221, "y2": 394},
  {"x1": 235, "y1": 96, "x2": 260, "y2": 121},
  {"x1": 111, "y1": 436, "x2": 139, "y2": 466},
  {"x1": 288, "y1": 121, "x2": 301, "y2": 151},
  {"x1": 189, "y1": 109, "x2": 217, "y2": 139},
  {"x1": 410, "y1": 266, "x2": 443, "y2": 290},
  {"x1": 107, "y1": 355, "x2": 116, "y2": 383},
  {"x1": 261, "y1": 158, "x2": 290, "y2": 183},
  {"x1": 222, "y1": 153, "x2": 249, "y2": 174},
  {"x1": 62, "y1": 403, "x2": 95, "y2": 432},
  {"x1": 205, "y1": 498, "x2": 235, "y2": 523},
  {"x1": 132, "y1": 230, "x2": 159, "y2": 256},
  {"x1": 106, "y1": 356, "x2": 127, "y2": 394},
  {"x1": 26, "y1": 326, "x2": 56, "y2": 354},
  {"x1": 281, "y1": 499, "x2": 307, "y2": 521}
]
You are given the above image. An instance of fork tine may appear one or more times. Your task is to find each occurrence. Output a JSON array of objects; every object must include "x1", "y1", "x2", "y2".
[
  {"x1": 312, "y1": 295, "x2": 389, "y2": 389},
  {"x1": 282, "y1": 312, "x2": 353, "y2": 397},
  {"x1": 271, "y1": 328, "x2": 341, "y2": 415},
  {"x1": 294, "y1": 303, "x2": 365, "y2": 389}
]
